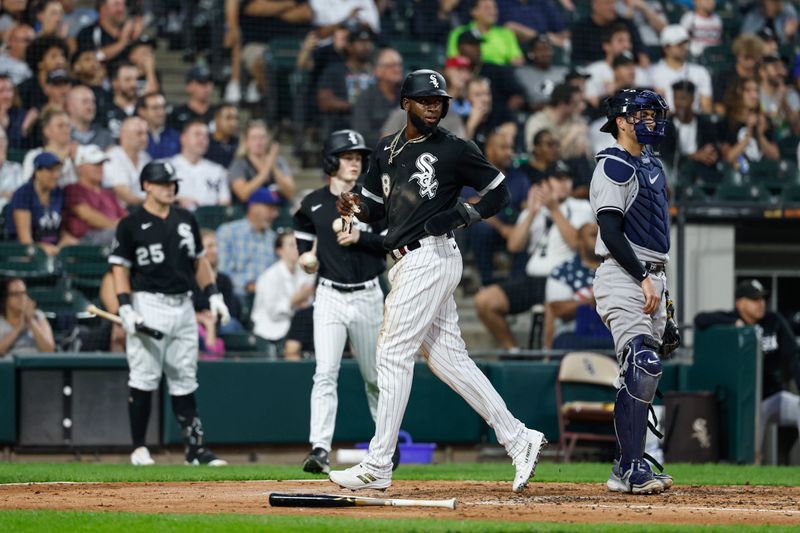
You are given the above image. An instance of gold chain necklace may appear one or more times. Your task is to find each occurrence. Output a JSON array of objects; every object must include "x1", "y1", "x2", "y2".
[{"x1": 387, "y1": 127, "x2": 430, "y2": 165}]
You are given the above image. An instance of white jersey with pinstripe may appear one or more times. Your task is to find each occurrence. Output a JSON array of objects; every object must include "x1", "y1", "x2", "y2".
[{"x1": 358, "y1": 127, "x2": 531, "y2": 477}]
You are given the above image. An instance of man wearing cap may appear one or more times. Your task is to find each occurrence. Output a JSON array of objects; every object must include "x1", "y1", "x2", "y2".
[
  {"x1": 64, "y1": 144, "x2": 126, "y2": 245},
  {"x1": 352, "y1": 48, "x2": 403, "y2": 148},
  {"x1": 648, "y1": 24, "x2": 713, "y2": 113},
  {"x1": 6, "y1": 151, "x2": 75, "y2": 256},
  {"x1": 589, "y1": 53, "x2": 646, "y2": 154},
  {"x1": 103, "y1": 61, "x2": 139, "y2": 139},
  {"x1": 695, "y1": 280, "x2": 800, "y2": 462},
  {"x1": 584, "y1": 24, "x2": 652, "y2": 109},
  {"x1": 447, "y1": 0, "x2": 523, "y2": 67},
  {"x1": 216, "y1": 187, "x2": 280, "y2": 297},
  {"x1": 76, "y1": 0, "x2": 144, "y2": 63},
  {"x1": 67, "y1": 85, "x2": 114, "y2": 150},
  {"x1": 475, "y1": 160, "x2": 593, "y2": 350},
  {"x1": 42, "y1": 67, "x2": 72, "y2": 110},
  {"x1": 168, "y1": 66, "x2": 216, "y2": 133}
]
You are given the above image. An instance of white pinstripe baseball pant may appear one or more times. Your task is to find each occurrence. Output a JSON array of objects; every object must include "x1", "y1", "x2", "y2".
[
  {"x1": 362, "y1": 235, "x2": 527, "y2": 477},
  {"x1": 309, "y1": 279, "x2": 383, "y2": 452}
]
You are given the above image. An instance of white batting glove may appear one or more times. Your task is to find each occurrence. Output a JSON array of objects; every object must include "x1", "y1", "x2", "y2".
[
  {"x1": 209, "y1": 293, "x2": 231, "y2": 326},
  {"x1": 118, "y1": 304, "x2": 143, "y2": 335}
]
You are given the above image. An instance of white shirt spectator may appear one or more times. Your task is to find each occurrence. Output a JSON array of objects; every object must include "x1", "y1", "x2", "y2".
[
  {"x1": 584, "y1": 60, "x2": 653, "y2": 101},
  {"x1": 679, "y1": 11, "x2": 723, "y2": 57},
  {"x1": 251, "y1": 260, "x2": 315, "y2": 341},
  {"x1": 648, "y1": 59, "x2": 712, "y2": 112},
  {"x1": 589, "y1": 116, "x2": 616, "y2": 155},
  {"x1": 0, "y1": 159, "x2": 23, "y2": 211},
  {"x1": 169, "y1": 154, "x2": 230, "y2": 209},
  {"x1": 22, "y1": 148, "x2": 77, "y2": 187},
  {"x1": 309, "y1": 0, "x2": 380, "y2": 32},
  {"x1": 102, "y1": 145, "x2": 151, "y2": 202},
  {"x1": 0, "y1": 51, "x2": 31, "y2": 85},
  {"x1": 519, "y1": 198, "x2": 594, "y2": 277}
]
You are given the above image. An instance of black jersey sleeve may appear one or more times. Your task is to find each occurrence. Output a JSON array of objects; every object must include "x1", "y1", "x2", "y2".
[
  {"x1": 455, "y1": 140, "x2": 505, "y2": 195},
  {"x1": 293, "y1": 200, "x2": 317, "y2": 254},
  {"x1": 108, "y1": 218, "x2": 134, "y2": 268},
  {"x1": 190, "y1": 214, "x2": 204, "y2": 259},
  {"x1": 354, "y1": 220, "x2": 388, "y2": 254},
  {"x1": 359, "y1": 144, "x2": 386, "y2": 222}
]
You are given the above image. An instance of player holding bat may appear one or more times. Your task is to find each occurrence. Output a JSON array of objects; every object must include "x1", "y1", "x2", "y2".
[{"x1": 109, "y1": 160, "x2": 230, "y2": 466}]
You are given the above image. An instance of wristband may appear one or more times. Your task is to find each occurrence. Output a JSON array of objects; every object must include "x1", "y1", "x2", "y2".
[
  {"x1": 203, "y1": 284, "x2": 220, "y2": 297},
  {"x1": 117, "y1": 293, "x2": 132, "y2": 307}
]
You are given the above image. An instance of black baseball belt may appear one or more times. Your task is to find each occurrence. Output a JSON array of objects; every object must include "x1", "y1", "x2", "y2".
[
  {"x1": 391, "y1": 231, "x2": 454, "y2": 260},
  {"x1": 319, "y1": 277, "x2": 378, "y2": 293}
]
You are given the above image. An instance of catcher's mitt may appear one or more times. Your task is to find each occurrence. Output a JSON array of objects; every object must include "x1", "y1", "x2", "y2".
[{"x1": 660, "y1": 290, "x2": 680, "y2": 359}]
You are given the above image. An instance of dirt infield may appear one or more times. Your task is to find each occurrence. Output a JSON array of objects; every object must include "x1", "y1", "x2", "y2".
[{"x1": 1, "y1": 479, "x2": 799, "y2": 525}]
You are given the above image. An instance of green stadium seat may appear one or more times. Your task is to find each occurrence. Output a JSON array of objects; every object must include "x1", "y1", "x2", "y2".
[
  {"x1": 220, "y1": 332, "x2": 273, "y2": 358},
  {"x1": 714, "y1": 182, "x2": 771, "y2": 203},
  {"x1": 781, "y1": 184, "x2": 800, "y2": 204},
  {"x1": 58, "y1": 245, "x2": 110, "y2": 297},
  {"x1": 6, "y1": 148, "x2": 26, "y2": 163},
  {"x1": 194, "y1": 205, "x2": 244, "y2": 230},
  {"x1": 26, "y1": 286, "x2": 92, "y2": 319},
  {"x1": 778, "y1": 135, "x2": 799, "y2": 161},
  {"x1": 393, "y1": 40, "x2": 444, "y2": 72},
  {"x1": 269, "y1": 37, "x2": 303, "y2": 70},
  {"x1": 0, "y1": 242, "x2": 57, "y2": 279},
  {"x1": 675, "y1": 182, "x2": 709, "y2": 203},
  {"x1": 748, "y1": 159, "x2": 800, "y2": 195}
]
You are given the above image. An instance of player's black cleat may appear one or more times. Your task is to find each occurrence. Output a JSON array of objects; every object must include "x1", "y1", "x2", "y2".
[
  {"x1": 303, "y1": 447, "x2": 330, "y2": 474},
  {"x1": 185, "y1": 446, "x2": 227, "y2": 466},
  {"x1": 392, "y1": 445, "x2": 401, "y2": 471}
]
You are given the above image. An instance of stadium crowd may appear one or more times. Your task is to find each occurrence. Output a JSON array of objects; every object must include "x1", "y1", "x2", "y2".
[{"x1": 0, "y1": 0, "x2": 799, "y2": 358}]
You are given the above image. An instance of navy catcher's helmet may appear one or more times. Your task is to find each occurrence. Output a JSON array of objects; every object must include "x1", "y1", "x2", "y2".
[
  {"x1": 140, "y1": 159, "x2": 180, "y2": 193},
  {"x1": 323, "y1": 129, "x2": 372, "y2": 176},
  {"x1": 600, "y1": 89, "x2": 669, "y2": 145},
  {"x1": 400, "y1": 69, "x2": 452, "y2": 118}
]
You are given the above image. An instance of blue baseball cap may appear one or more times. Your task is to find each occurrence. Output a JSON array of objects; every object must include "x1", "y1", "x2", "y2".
[
  {"x1": 33, "y1": 151, "x2": 62, "y2": 170},
  {"x1": 248, "y1": 188, "x2": 281, "y2": 207}
]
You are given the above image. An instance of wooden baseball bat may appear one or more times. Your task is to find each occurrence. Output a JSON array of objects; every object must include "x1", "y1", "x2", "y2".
[
  {"x1": 268, "y1": 493, "x2": 456, "y2": 509},
  {"x1": 86, "y1": 304, "x2": 165, "y2": 340}
]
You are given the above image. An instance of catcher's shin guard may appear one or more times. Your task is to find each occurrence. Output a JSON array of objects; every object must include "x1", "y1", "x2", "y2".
[{"x1": 614, "y1": 335, "x2": 663, "y2": 470}]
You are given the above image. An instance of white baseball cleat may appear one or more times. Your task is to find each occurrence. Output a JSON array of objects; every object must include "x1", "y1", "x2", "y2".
[
  {"x1": 511, "y1": 429, "x2": 547, "y2": 492},
  {"x1": 329, "y1": 463, "x2": 391, "y2": 490},
  {"x1": 130, "y1": 446, "x2": 155, "y2": 466}
]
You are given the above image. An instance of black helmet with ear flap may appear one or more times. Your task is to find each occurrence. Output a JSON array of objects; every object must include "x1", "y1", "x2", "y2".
[
  {"x1": 139, "y1": 159, "x2": 181, "y2": 194},
  {"x1": 322, "y1": 129, "x2": 372, "y2": 176},
  {"x1": 400, "y1": 69, "x2": 452, "y2": 118}
]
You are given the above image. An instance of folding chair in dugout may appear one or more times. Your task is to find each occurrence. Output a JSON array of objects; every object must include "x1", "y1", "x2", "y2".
[{"x1": 555, "y1": 352, "x2": 619, "y2": 462}]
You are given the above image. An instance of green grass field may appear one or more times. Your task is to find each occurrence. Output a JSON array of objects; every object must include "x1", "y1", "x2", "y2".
[{"x1": 1, "y1": 462, "x2": 799, "y2": 532}]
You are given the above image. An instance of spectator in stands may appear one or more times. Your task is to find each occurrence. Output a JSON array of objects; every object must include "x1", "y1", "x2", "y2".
[
  {"x1": 713, "y1": 34, "x2": 765, "y2": 114},
  {"x1": 759, "y1": 53, "x2": 800, "y2": 138},
  {"x1": 22, "y1": 105, "x2": 77, "y2": 186},
  {"x1": 680, "y1": 0, "x2": 723, "y2": 58},
  {"x1": 126, "y1": 35, "x2": 159, "y2": 96},
  {"x1": 694, "y1": 279, "x2": 800, "y2": 461},
  {"x1": 70, "y1": 48, "x2": 111, "y2": 118},
  {"x1": 316, "y1": 26, "x2": 374, "y2": 132},
  {"x1": 0, "y1": 74, "x2": 31, "y2": 150},
  {"x1": 0, "y1": 127, "x2": 24, "y2": 211},
  {"x1": 659, "y1": 80, "x2": 722, "y2": 183},
  {"x1": 217, "y1": 187, "x2": 280, "y2": 297},
  {"x1": 7, "y1": 151, "x2": 77, "y2": 256},
  {"x1": 410, "y1": 0, "x2": 464, "y2": 42},
  {"x1": 137, "y1": 92, "x2": 179, "y2": 160},
  {"x1": 205, "y1": 104, "x2": 239, "y2": 169},
  {"x1": 102, "y1": 61, "x2": 138, "y2": 139},
  {"x1": 251, "y1": 230, "x2": 315, "y2": 360},
  {"x1": 76, "y1": 0, "x2": 143, "y2": 63},
  {"x1": 618, "y1": 0, "x2": 667, "y2": 51},
  {"x1": 463, "y1": 75, "x2": 516, "y2": 152},
  {"x1": 757, "y1": 26, "x2": 782, "y2": 57},
  {"x1": 474, "y1": 162, "x2": 594, "y2": 350},
  {"x1": 352, "y1": 48, "x2": 403, "y2": 148},
  {"x1": 520, "y1": 128, "x2": 560, "y2": 184},
  {"x1": 309, "y1": 0, "x2": 380, "y2": 34},
  {"x1": 19, "y1": 35, "x2": 68, "y2": 111},
  {"x1": 524, "y1": 84, "x2": 590, "y2": 163},
  {"x1": 63, "y1": 144, "x2": 126, "y2": 245},
  {"x1": 34, "y1": 0, "x2": 68, "y2": 40},
  {"x1": 720, "y1": 77, "x2": 780, "y2": 173},
  {"x1": 570, "y1": 0, "x2": 645, "y2": 66},
  {"x1": 60, "y1": 0, "x2": 98, "y2": 49},
  {"x1": 464, "y1": 129, "x2": 530, "y2": 286},
  {"x1": 498, "y1": 0, "x2": 569, "y2": 47},
  {"x1": 66, "y1": 85, "x2": 113, "y2": 149},
  {"x1": 193, "y1": 228, "x2": 243, "y2": 334},
  {"x1": 0, "y1": 277, "x2": 55, "y2": 356},
  {"x1": 447, "y1": 0, "x2": 523, "y2": 66},
  {"x1": 0, "y1": 24, "x2": 34, "y2": 85},
  {"x1": 649, "y1": 24, "x2": 713, "y2": 114},
  {"x1": 584, "y1": 24, "x2": 651, "y2": 110},
  {"x1": 0, "y1": 1, "x2": 33, "y2": 39},
  {"x1": 443, "y1": 55, "x2": 474, "y2": 119},
  {"x1": 742, "y1": 0, "x2": 798, "y2": 46},
  {"x1": 41, "y1": 67, "x2": 71, "y2": 110},
  {"x1": 167, "y1": 65, "x2": 216, "y2": 133},
  {"x1": 228, "y1": 120, "x2": 295, "y2": 203},
  {"x1": 516, "y1": 36, "x2": 568, "y2": 112},
  {"x1": 172, "y1": 120, "x2": 230, "y2": 210},
  {"x1": 102, "y1": 116, "x2": 150, "y2": 206}
]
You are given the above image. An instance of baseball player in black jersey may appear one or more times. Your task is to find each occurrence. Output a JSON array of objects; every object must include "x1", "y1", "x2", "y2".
[
  {"x1": 109, "y1": 160, "x2": 231, "y2": 466},
  {"x1": 293, "y1": 129, "x2": 388, "y2": 475},
  {"x1": 330, "y1": 70, "x2": 546, "y2": 492}
]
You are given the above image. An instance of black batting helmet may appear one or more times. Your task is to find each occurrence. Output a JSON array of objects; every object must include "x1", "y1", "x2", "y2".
[
  {"x1": 400, "y1": 69, "x2": 451, "y2": 118},
  {"x1": 323, "y1": 129, "x2": 372, "y2": 176},
  {"x1": 139, "y1": 160, "x2": 180, "y2": 194}
]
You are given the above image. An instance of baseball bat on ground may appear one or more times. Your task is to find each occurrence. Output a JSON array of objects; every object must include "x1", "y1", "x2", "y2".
[
  {"x1": 86, "y1": 304, "x2": 165, "y2": 340},
  {"x1": 268, "y1": 493, "x2": 456, "y2": 510}
]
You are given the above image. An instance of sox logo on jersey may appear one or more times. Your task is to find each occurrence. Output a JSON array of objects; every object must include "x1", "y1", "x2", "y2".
[
  {"x1": 177, "y1": 223, "x2": 196, "y2": 257},
  {"x1": 409, "y1": 153, "x2": 438, "y2": 199}
]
